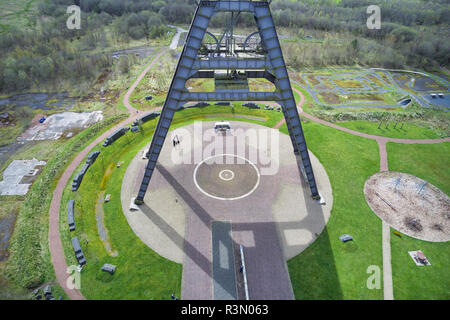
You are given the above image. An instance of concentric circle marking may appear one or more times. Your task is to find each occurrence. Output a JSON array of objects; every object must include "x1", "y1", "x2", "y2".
[
  {"x1": 219, "y1": 169, "x2": 235, "y2": 181},
  {"x1": 193, "y1": 154, "x2": 260, "y2": 200}
]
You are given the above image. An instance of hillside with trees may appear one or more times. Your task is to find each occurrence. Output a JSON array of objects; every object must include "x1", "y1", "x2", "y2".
[{"x1": 0, "y1": 0, "x2": 448, "y2": 94}]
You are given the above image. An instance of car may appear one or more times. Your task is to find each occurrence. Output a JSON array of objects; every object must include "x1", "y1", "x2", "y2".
[
  {"x1": 214, "y1": 121, "x2": 231, "y2": 132},
  {"x1": 39, "y1": 117, "x2": 46, "y2": 123}
]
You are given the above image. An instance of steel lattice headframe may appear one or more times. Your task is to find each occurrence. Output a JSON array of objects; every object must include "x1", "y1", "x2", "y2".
[{"x1": 135, "y1": 0, "x2": 319, "y2": 204}]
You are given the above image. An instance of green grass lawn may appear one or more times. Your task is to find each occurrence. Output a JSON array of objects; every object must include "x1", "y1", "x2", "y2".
[
  {"x1": 58, "y1": 105, "x2": 282, "y2": 299},
  {"x1": 387, "y1": 142, "x2": 450, "y2": 195},
  {"x1": 338, "y1": 120, "x2": 445, "y2": 139},
  {"x1": 386, "y1": 141, "x2": 450, "y2": 299},
  {"x1": 285, "y1": 121, "x2": 383, "y2": 299}
]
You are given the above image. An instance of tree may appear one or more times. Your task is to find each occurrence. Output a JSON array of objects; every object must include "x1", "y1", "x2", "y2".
[
  {"x1": 80, "y1": 0, "x2": 101, "y2": 12},
  {"x1": 390, "y1": 26, "x2": 417, "y2": 43},
  {"x1": 38, "y1": 57, "x2": 54, "y2": 80},
  {"x1": 118, "y1": 56, "x2": 129, "y2": 74},
  {"x1": 98, "y1": 0, "x2": 125, "y2": 16}
]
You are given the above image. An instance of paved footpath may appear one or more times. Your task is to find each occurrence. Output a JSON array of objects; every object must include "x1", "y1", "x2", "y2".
[{"x1": 48, "y1": 49, "x2": 166, "y2": 300}]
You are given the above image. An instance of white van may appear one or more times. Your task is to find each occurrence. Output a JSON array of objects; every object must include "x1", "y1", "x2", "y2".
[{"x1": 214, "y1": 121, "x2": 231, "y2": 132}]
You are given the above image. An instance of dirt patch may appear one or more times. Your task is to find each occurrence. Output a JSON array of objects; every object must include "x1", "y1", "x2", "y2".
[
  {"x1": 248, "y1": 78, "x2": 275, "y2": 91},
  {"x1": 346, "y1": 93, "x2": 384, "y2": 102},
  {"x1": 334, "y1": 79, "x2": 365, "y2": 89},
  {"x1": 28, "y1": 113, "x2": 46, "y2": 127},
  {"x1": 289, "y1": 73, "x2": 306, "y2": 86},
  {"x1": 316, "y1": 78, "x2": 335, "y2": 91},
  {"x1": 365, "y1": 74, "x2": 387, "y2": 88},
  {"x1": 19, "y1": 164, "x2": 45, "y2": 185},
  {"x1": 306, "y1": 74, "x2": 320, "y2": 86},
  {"x1": 318, "y1": 92, "x2": 341, "y2": 105},
  {"x1": 378, "y1": 73, "x2": 394, "y2": 86},
  {"x1": 364, "y1": 171, "x2": 450, "y2": 242},
  {"x1": 95, "y1": 69, "x2": 112, "y2": 85},
  {"x1": 95, "y1": 192, "x2": 118, "y2": 257}
]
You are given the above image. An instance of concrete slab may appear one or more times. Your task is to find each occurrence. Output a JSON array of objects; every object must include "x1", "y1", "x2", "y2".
[
  {"x1": 0, "y1": 158, "x2": 46, "y2": 195},
  {"x1": 129, "y1": 197, "x2": 139, "y2": 211},
  {"x1": 18, "y1": 111, "x2": 103, "y2": 141}
]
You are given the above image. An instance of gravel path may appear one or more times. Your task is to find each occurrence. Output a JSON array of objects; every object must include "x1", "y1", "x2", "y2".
[{"x1": 168, "y1": 25, "x2": 188, "y2": 50}]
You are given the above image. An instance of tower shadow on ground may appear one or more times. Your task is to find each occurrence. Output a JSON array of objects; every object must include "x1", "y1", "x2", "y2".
[
  {"x1": 283, "y1": 155, "x2": 342, "y2": 300},
  {"x1": 138, "y1": 156, "x2": 343, "y2": 299}
]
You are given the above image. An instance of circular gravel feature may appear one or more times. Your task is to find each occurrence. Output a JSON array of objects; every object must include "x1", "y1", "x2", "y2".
[
  {"x1": 365, "y1": 171, "x2": 450, "y2": 242},
  {"x1": 193, "y1": 154, "x2": 260, "y2": 200}
]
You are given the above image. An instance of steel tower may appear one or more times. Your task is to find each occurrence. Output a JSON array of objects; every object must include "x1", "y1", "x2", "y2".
[{"x1": 135, "y1": 0, "x2": 320, "y2": 204}]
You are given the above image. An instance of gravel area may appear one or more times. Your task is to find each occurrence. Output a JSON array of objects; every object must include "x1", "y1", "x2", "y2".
[{"x1": 365, "y1": 171, "x2": 450, "y2": 242}]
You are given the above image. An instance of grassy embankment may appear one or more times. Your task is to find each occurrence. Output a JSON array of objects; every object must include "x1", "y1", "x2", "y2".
[{"x1": 1, "y1": 113, "x2": 127, "y2": 299}]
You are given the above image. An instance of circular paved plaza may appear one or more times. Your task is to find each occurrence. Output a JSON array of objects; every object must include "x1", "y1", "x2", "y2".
[
  {"x1": 121, "y1": 121, "x2": 333, "y2": 299},
  {"x1": 194, "y1": 154, "x2": 260, "y2": 200}
]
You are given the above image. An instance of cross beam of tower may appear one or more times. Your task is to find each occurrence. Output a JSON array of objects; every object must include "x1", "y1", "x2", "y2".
[{"x1": 135, "y1": 0, "x2": 319, "y2": 204}]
